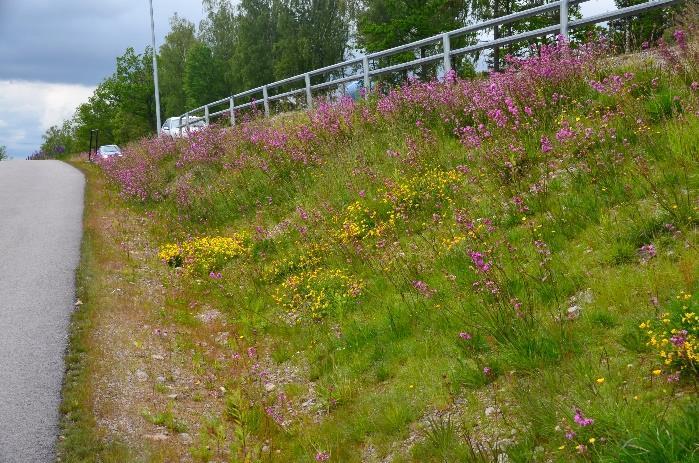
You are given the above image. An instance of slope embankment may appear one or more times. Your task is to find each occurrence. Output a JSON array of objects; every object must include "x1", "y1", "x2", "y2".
[{"x1": 61, "y1": 31, "x2": 699, "y2": 463}]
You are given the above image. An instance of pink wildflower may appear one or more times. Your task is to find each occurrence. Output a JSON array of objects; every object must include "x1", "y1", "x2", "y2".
[
  {"x1": 296, "y1": 206, "x2": 309, "y2": 220},
  {"x1": 670, "y1": 330, "x2": 687, "y2": 347},
  {"x1": 673, "y1": 29, "x2": 687, "y2": 50},
  {"x1": 412, "y1": 280, "x2": 435, "y2": 297},
  {"x1": 265, "y1": 407, "x2": 284, "y2": 426},
  {"x1": 639, "y1": 244, "x2": 656, "y2": 262},
  {"x1": 468, "y1": 251, "x2": 492, "y2": 273},
  {"x1": 540, "y1": 136, "x2": 553, "y2": 153},
  {"x1": 555, "y1": 122, "x2": 575, "y2": 142},
  {"x1": 573, "y1": 408, "x2": 594, "y2": 427}
]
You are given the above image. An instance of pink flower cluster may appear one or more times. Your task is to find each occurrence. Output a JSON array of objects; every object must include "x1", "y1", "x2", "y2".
[
  {"x1": 99, "y1": 36, "x2": 607, "y2": 206},
  {"x1": 573, "y1": 408, "x2": 594, "y2": 427},
  {"x1": 468, "y1": 251, "x2": 492, "y2": 273}
]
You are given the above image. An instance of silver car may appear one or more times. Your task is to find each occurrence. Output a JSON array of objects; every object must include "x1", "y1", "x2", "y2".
[
  {"x1": 161, "y1": 116, "x2": 207, "y2": 138},
  {"x1": 96, "y1": 144, "x2": 122, "y2": 158}
]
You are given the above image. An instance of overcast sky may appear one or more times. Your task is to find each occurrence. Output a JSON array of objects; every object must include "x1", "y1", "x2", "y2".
[
  {"x1": 0, "y1": 0, "x2": 615, "y2": 159},
  {"x1": 0, "y1": 0, "x2": 211, "y2": 158}
]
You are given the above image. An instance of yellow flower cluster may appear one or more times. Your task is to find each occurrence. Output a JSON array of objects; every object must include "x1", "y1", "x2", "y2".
[
  {"x1": 158, "y1": 243, "x2": 182, "y2": 267},
  {"x1": 384, "y1": 168, "x2": 462, "y2": 211},
  {"x1": 266, "y1": 242, "x2": 328, "y2": 282},
  {"x1": 338, "y1": 201, "x2": 392, "y2": 242},
  {"x1": 640, "y1": 291, "x2": 698, "y2": 374},
  {"x1": 158, "y1": 234, "x2": 249, "y2": 273},
  {"x1": 442, "y1": 234, "x2": 466, "y2": 251},
  {"x1": 337, "y1": 168, "x2": 464, "y2": 243},
  {"x1": 273, "y1": 267, "x2": 364, "y2": 322}
]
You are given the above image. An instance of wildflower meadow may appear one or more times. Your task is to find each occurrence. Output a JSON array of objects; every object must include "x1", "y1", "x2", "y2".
[{"x1": 90, "y1": 21, "x2": 699, "y2": 463}]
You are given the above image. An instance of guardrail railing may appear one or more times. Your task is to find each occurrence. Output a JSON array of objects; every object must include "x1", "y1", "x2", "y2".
[{"x1": 178, "y1": 0, "x2": 680, "y2": 129}]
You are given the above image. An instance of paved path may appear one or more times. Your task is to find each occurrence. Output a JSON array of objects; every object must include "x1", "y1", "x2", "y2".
[{"x1": 0, "y1": 161, "x2": 84, "y2": 463}]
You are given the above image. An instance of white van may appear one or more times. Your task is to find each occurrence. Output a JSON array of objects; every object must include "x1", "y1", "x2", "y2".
[{"x1": 161, "y1": 116, "x2": 207, "y2": 138}]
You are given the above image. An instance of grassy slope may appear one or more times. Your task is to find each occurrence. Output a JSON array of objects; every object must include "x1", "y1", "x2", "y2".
[{"x1": 65, "y1": 38, "x2": 699, "y2": 462}]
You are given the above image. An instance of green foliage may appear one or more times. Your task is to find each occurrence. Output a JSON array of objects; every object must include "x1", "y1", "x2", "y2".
[
  {"x1": 486, "y1": 0, "x2": 585, "y2": 69},
  {"x1": 159, "y1": 14, "x2": 198, "y2": 116},
  {"x1": 72, "y1": 47, "x2": 156, "y2": 152},
  {"x1": 110, "y1": 47, "x2": 157, "y2": 141},
  {"x1": 602, "y1": 401, "x2": 699, "y2": 462},
  {"x1": 200, "y1": 0, "x2": 239, "y2": 94},
  {"x1": 357, "y1": 0, "x2": 467, "y2": 52},
  {"x1": 0, "y1": 145, "x2": 7, "y2": 161},
  {"x1": 230, "y1": 0, "x2": 276, "y2": 90},
  {"x1": 40, "y1": 120, "x2": 76, "y2": 158},
  {"x1": 184, "y1": 42, "x2": 224, "y2": 108},
  {"x1": 357, "y1": 0, "x2": 469, "y2": 80},
  {"x1": 611, "y1": 0, "x2": 680, "y2": 51},
  {"x1": 141, "y1": 404, "x2": 188, "y2": 433},
  {"x1": 272, "y1": 0, "x2": 352, "y2": 82}
]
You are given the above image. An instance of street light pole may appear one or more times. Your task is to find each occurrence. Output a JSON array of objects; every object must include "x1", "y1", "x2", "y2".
[{"x1": 149, "y1": 0, "x2": 162, "y2": 135}]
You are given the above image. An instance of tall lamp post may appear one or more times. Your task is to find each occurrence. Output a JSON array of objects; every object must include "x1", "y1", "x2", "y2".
[{"x1": 149, "y1": 0, "x2": 162, "y2": 135}]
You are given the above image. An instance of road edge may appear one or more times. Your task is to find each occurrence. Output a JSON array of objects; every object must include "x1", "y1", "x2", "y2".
[{"x1": 56, "y1": 160, "x2": 131, "y2": 462}]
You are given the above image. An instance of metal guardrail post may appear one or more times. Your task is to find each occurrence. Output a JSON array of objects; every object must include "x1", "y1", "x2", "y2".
[
  {"x1": 186, "y1": 111, "x2": 190, "y2": 132},
  {"x1": 442, "y1": 33, "x2": 452, "y2": 75},
  {"x1": 229, "y1": 96, "x2": 235, "y2": 126},
  {"x1": 262, "y1": 85, "x2": 270, "y2": 117},
  {"x1": 305, "y1": 73, "x2": 313, "y2": 109},
  {"x1": 362, "y1": 56, "x2": 370, "y2": 99},
  {"x1": 204, "y1": 105, "x2": 210, "y2": 125},
  {"x1": 560, "y1": 0, "x2": 569, "y2": 38}
]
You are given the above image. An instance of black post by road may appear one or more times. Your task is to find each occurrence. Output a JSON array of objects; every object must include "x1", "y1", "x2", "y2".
[{"x1": 88, "y1": 129, "x2": 99, "y2": 162}]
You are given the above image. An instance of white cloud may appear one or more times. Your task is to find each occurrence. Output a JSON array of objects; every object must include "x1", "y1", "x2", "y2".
[
  {"x1": 0, "y1": 80, "x2": 95, "y2": 131},
  {"x1": 580, "y1": 0, "x2": 618, "y2": 17},
  {"x1": 0, "y1": 80, "x2": 94, "y2": 158}
]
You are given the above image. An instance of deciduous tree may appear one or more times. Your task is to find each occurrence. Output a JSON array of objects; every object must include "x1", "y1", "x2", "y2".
[
  {"x1": 159, "y1": 14, "x2": 198, "y2": 117},
  {"x1": 357, "y1": 0, "x2": 469, "y2": 80}
]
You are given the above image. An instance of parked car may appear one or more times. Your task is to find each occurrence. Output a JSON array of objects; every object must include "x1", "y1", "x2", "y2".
[
  {"x1": 161, "y1": 116, "x2": 207, "y2": 138},
  {"x1": 96, "y1": 144, "x2": 122, "y2": 158}
]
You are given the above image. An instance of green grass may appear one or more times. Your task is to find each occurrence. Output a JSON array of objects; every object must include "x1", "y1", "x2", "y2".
[
  {"x1": 141, "y1": 404, "x2": 188, "y2": 433},
  {"x1": 73, "y1": 38, "x2": 699, "y2": 462}
]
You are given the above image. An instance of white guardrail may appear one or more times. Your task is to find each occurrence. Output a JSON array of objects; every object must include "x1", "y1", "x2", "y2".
[{"x1": 178, "y1": 0, "x2": 681, "y2": 128}]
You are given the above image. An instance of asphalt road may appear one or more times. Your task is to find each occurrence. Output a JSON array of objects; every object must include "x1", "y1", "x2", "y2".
[{"x1": 0, "y1": 161, "x2": 84, "y2": 463}]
